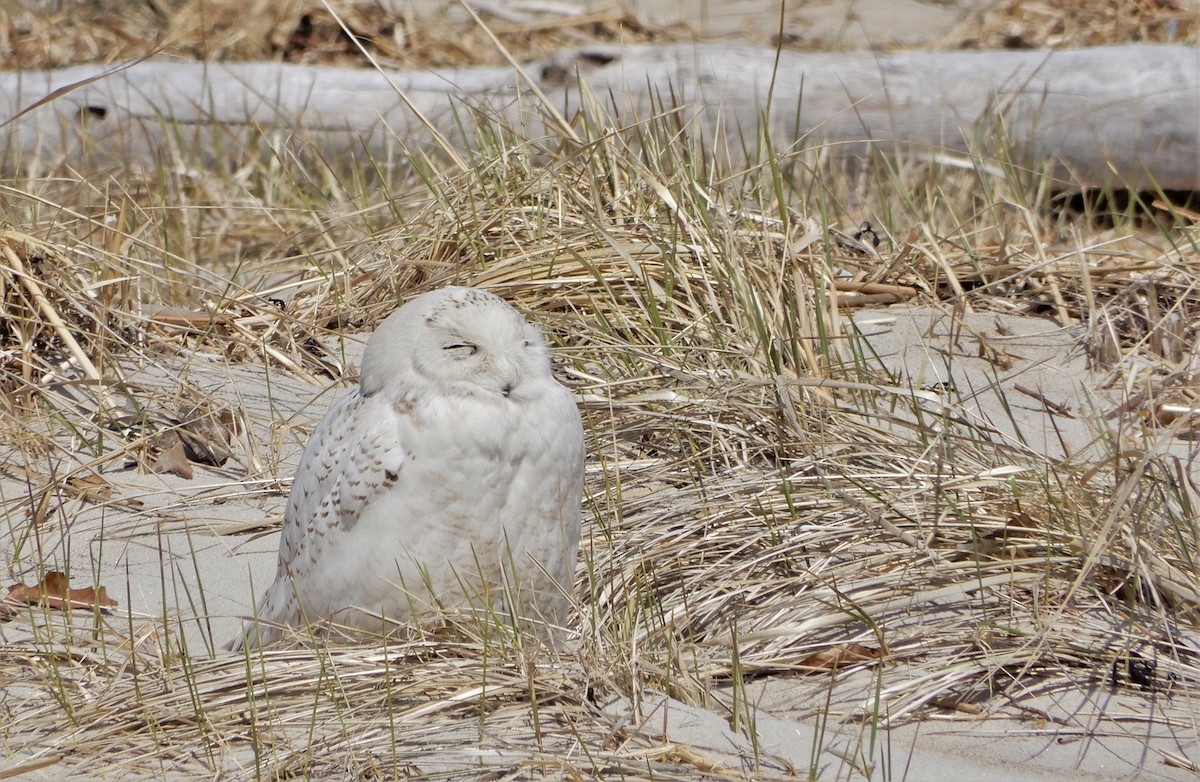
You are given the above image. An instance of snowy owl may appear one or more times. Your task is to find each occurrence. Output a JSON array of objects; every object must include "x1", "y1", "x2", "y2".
[{"x1": 229, "y1": 286, "x2": 585, "y2": 650}]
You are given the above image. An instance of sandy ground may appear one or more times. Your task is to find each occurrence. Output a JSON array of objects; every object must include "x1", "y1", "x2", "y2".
[
  {"x1": 624, "y1": 0, "x2": 999, "y2": 46},
  {"x1": 2, "y1": 1, "x2": 1198, "y2": 779},
  {"x1": 3, "y1": 302, "x2": 1197, "y2": 781},
  {"x1": 852, "y1": 306, "x2": 1198, "y2": 472},
  {"x1": 456, "y1": 0, "x2": 1002, "y2": 48}
]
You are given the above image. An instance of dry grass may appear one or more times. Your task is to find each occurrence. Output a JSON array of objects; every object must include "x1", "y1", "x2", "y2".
[
  {"x1": 2, "y1": 0, "x2": 1197, "y2": 73},
  {"x1": 0, "y1": 0, "x2": 663, "y2": 70},
  {"x1": 1, "y1": 2, "x2": 1199, "y2": 780},
  {"x1": 951, "y1": 0, "x2": 1200, "y2": 49}
]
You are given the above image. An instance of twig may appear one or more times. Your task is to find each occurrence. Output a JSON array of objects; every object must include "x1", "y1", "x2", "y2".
[{"x1": 1013, "y1": 384, "x2": 1074, "y2": 418}]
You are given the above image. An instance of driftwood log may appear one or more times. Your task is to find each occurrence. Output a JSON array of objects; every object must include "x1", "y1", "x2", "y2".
[{"x1": 1, "y1": 43, "x2": 1196, "y2": 189}]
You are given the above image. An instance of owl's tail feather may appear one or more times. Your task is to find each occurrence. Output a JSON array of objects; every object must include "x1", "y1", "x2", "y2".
[
  {"x1": 224, "y1": 619, "x2": 283, "y2": 652},
  {"x1": 225, "y1": 580, "x2": 296, "y2": 652}
]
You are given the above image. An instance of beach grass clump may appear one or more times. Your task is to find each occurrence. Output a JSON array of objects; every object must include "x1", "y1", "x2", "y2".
[{"x1": 1, "y1": 7, "x2": 1199, "y2": 780}]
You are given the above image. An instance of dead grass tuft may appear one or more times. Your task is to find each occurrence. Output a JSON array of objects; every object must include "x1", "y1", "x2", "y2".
[
  {"x1": 951, "y1": 0, "x2": 1200, "y2": 49},
  {"x1": 5, "y1": 0, "x2": 1195, "y2": 74},
  {"x1": 1, "y1": 3, "x2": 1198, "y2": 779},
  {"x1": 0, "y1": 0, "x2": 665, "y2": 70},
  {"x1": 0, "y1": 229, "x2": 114, "y2": 392}
]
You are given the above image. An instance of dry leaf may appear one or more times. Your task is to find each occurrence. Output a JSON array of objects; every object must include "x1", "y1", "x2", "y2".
[
  {"x1": 4, "y1": 570, "x2": 118, "y2": 615},
  {"x1": 797, "y1": 643, "x2": 881, "y2": 673},
  {"x1": 151, "y1": 440, "x2": 194, "y2": 479},
  {"x1": 66, "y1": 472, "x2": 113, "y2": 502},
  {"x1": 928, "y1": 696, "x2": 985, "y2": 715}
]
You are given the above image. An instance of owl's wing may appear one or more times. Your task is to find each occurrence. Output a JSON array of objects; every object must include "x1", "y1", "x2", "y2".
[
  {"x1": 277, "y1": 390, "x2": 407, "y2": 576},
  {"x1": 230, "y1": 390, "x2": 407, "y2": 649}
]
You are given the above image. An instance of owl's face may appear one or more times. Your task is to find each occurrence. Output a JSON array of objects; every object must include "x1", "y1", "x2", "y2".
[{"x1": 361, "y1": 287, "x2": 555, "y2": 402}]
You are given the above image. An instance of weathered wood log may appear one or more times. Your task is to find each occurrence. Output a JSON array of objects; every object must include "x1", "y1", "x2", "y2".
[{"x1": 1, "y1": 43, "x2": 1196, "y2": 189}]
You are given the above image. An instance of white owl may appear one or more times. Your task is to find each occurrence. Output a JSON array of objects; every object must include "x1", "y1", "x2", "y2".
[{"x1": 228, "y1": 286, "x2": 585, "y2": 650}]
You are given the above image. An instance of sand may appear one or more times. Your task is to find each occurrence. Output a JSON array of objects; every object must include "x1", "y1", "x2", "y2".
[
  {"x1": 3, "y1": 300, "x2": 1196, "y2": 780},
  {"x1": 2, "y1": 1, "x2": 1198, "y2": 779}
]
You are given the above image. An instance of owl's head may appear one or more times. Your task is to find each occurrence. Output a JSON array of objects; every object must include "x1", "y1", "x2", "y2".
[{"x1": 360, "y1": 286, "x2": 555, "y2": 401}]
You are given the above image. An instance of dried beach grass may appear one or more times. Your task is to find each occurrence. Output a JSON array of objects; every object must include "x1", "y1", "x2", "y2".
[
  {"x1": 0, "y1": 0, "x2": 662, "y2": 70},
  {"x1": 1, "y1": 3, "x2": 1199, "y2": 780},
  {"x1": 3, "y1": 96, "x2": 1198, "y2": 777},
  {"x1": 3, "y1": 0, "x2": 1196, "y2": 74},
  {"x1": 950, "y1": 0, "x2": 1200, "y2": 49}
]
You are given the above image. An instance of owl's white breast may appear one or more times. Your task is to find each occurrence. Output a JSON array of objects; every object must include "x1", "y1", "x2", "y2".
[{"x1": 295, "y1": 375, "x2": 584, "y2": 629}]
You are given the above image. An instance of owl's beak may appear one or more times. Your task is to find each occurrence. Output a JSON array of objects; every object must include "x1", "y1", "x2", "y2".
[{"x1": 493, "y1": 357, "x2": 520, "y2": 399}]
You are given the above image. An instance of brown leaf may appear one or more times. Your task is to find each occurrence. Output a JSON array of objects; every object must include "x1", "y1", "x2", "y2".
[
  {"x1": 928, "y1": 696, "x2": 985, "y2": 715},
  {"x1": 151, "y1": 439, "x2": 194, "y2": 479},
  {"x1": 4, "y1": 570, "x2": 118, "y2": 613},
  {"x1": 66, "y1": 472, "x2": 113, "y2": 502},
  {"x1": 797, "y1": 643, "x2": 881, "y2": 673}
]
